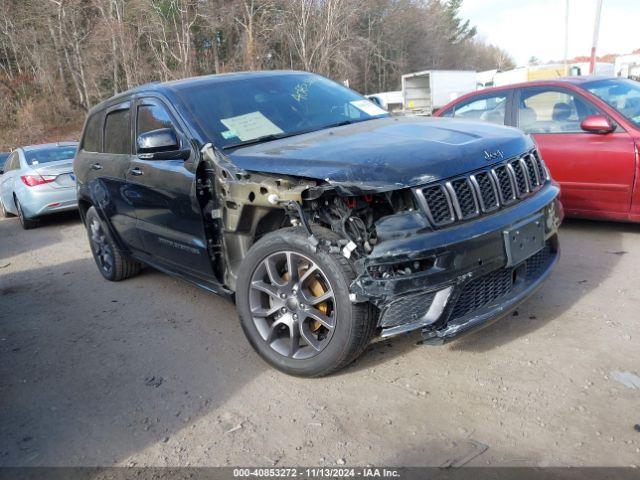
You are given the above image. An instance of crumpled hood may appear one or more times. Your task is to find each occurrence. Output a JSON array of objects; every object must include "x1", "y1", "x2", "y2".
[{"x1": 226, "y1": 116, "x2": 533, "y2": 192}]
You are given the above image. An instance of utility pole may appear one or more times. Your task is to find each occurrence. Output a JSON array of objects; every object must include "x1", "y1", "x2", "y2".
[
  {"x1": 564, "y1": 0, "x2": 569, "y2": 75},
  {"x1": 589, "y1": 0, "x2": 603, "y2": 74}
]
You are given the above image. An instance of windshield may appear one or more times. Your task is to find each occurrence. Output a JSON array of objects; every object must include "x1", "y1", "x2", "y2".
[
  {"x1": 583, "y1": 78, "x2": 640, "y2": 127},
  {"x1": 24, "y1": 146, "x2": 77, "y2": 166},
  {"x1": 0, "y1": 152, "x2": 8, "y2": 170},
  {"x1": 176, "y1": 73, "x2": 389, "y2": 148}
]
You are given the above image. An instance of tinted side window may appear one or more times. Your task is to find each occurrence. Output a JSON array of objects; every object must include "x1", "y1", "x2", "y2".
[
  {"x1": 104, "y1": 109, "x2": 131, "y2": 154},
  {"x1": 137, "y1": 104, "x2": 174, "y2": 136},
  {"x1": 518, "y1": 89, "x2": 598, "y2": 134},
  {"x1": 82, "y1": 113, "x2": 102, "y2": 152},
  {"x1": 451, "y1": 94, "x2": 508, "y2": 125}
]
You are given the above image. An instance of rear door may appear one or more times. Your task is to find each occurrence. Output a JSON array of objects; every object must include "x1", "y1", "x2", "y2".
[
  {"x1": 515, "y1": 86, "x2": 636, "y2": 217},
  {"x1": 126, "y1": 96, "x2": 215, "y2": 279},
  {"x1": 81, "y1": 102, "x2": 144, "y2": 250}
]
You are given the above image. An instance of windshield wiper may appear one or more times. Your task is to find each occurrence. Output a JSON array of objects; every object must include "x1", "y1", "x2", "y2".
[
  {"x1": 222, "y1": 127, "x2": 330, "y2": 150},
  {"x1": 322, "y1": 120, "x2": 355, "y2": 128},
  {"x1": 320, "y1": 118, "x2": 378, "y2": 129},
  {"x1": 222, "y1": 134, "x2": 287, "y2": 150}
]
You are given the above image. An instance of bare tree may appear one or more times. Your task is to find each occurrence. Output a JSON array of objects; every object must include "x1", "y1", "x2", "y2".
[{"x1": 0, "y1": 0, "x2": 515, "y2": 149}]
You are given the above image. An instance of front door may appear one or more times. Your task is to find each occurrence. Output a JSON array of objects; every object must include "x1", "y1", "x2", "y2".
[
  {"x1": 125, "y1": 96, "x2": 215, "y2": 280},
  {"x1": 515, "y1": 87, "x2": 636, "y2": 218}
]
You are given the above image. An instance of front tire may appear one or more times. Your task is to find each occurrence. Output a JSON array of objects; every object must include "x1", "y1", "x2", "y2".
[
  {"x1": 236, "y1": 227, "x2": 374, "y2": 377},
  {"x1": 14, "y1": 196, "x2": 38, "y2": 229},
  {"x1": 85, "y1": 206, "x2": 142, "y2": 281}
]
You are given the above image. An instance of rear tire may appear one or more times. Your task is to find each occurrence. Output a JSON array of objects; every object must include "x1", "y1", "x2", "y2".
[
  {"x1": 235, "y1": 227, "x2": 374, "y2": 377},
  {"x1": 14, "y1": 196, "x2": 38, "y2": 229},
  {"x1": 85, "y1": 206, "x2": 142, "y2": 281}
]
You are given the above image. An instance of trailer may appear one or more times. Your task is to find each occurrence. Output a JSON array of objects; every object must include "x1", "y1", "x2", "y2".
[
  {"x1": 569, "y1": 62, "x2": 614, "y2": 77},
  {"x1": 401, "y1": 70, "x2": 477, "y2": 113},
  {"x1": 614, "y1": 54, "x2": 640, "y2": 80},
  {"x1": 366, "y1": 91, "x2": 403, "y2": 112}
]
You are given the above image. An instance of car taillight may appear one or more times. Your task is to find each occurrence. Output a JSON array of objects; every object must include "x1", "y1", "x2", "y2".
[{"x1": 21, "y1": 175, "x2": 56, "y2": 187}]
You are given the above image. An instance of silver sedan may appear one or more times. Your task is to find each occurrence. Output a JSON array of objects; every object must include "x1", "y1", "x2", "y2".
[{"x1": 0, "y1": 142, "x2": 78, "y2": 229}]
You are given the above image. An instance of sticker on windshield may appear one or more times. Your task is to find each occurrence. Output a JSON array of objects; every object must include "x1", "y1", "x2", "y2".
[
  {"x1": 220, "y1": 130, "x2": 237, "y2": 139},
  {"x1": 220, "y1": 111, "x2": 283, "y2": 142},
  {"x1": 350, "y1": 100, "x2": 387, "y2": 116}
]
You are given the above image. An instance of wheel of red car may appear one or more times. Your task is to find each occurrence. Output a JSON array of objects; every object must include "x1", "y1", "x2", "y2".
[{"x1": 235, "y1": 227, "x2": 374, "y2": 377}]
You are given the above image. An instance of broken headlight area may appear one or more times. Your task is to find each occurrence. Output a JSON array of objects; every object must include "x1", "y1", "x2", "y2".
[{"x1": 304, "y1": 189, "x2": 417, "y2": 259}]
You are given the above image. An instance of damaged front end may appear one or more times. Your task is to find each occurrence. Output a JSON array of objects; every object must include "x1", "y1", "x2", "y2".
[
  {"x1": 348, "y1": 150, "x2": 563, "y2": 343},
  {"x1": 201, "y1": 143, "x2": 562, "y2": 344}
]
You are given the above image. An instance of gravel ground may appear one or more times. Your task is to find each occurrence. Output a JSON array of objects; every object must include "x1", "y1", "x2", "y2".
[{"x1": 1, "y1": 212, "x2": 639, "y2": 467}]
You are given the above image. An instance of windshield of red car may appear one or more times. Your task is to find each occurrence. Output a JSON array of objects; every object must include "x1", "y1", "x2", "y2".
[
  {"x1": 176, "y1": 73, "x2": 389, "y2": 149},
  {"x1": 583, "y1": 78, "x2": 640, "y2": 127}
]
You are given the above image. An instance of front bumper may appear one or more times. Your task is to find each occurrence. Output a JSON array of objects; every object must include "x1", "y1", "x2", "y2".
[
  {"x1": 421, "y1": 238, "x2": 558, "y2": 344},
  {"x1": 17, "y1": 185, "x2": 78, "y2": 218},
  {"x1": 351, "y1": 183, "x2": 563, "y2": 341}
]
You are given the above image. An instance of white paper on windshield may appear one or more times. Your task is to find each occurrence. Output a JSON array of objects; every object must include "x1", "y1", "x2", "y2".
[
  {"x1": 350, "y1": 100, "x2": 387, "y2": 116},
  {"x1": 220, "y1": 111, "x2": 283, "y2": 142}
]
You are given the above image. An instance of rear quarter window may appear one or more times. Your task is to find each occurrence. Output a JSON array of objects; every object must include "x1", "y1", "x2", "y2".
[
  {"x1": 104, "y1": 109, "x2": 131, "y2": 154},
  {"x1": 5, "y1": 152, "x2": 19, "y2": 171},
  {"x1": 82, "y1": 113, "x2": 102, "y2": 152}
]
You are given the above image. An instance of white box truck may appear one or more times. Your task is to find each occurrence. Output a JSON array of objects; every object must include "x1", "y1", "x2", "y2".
[
  {"x1": 366, "y1": 91, "x2": 404, "y2": 112},
  {"x1": 401, "y1": 70, "x2": 477, "y2": 113}
]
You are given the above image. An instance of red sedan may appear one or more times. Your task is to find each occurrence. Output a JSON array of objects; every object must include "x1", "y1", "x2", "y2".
[{"x1": 435, "y1": 77, "x2": 640, "y2": 222}]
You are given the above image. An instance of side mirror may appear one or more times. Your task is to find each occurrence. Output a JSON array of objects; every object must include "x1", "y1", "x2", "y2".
[
  {"x1": 580, "y1": 115, "x2": 615, "y2": 134},
  {"x1": 137, "y1": 128, "x2": 190, "y2": 160}
]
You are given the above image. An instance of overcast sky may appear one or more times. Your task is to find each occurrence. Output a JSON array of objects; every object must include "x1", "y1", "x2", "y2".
[{"x1": 460, "y1": 0, "x2": 639, "y2": 66}]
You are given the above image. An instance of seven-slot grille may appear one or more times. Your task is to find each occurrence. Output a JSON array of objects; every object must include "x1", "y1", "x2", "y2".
[{"x1": 415, "y1": 150, "x2": 547, "y2": 228}]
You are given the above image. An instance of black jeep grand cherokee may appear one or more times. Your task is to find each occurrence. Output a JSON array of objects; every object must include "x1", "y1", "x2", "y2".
[{"x1": 75, "y1": 71, "x2": 562, "y2": 376}]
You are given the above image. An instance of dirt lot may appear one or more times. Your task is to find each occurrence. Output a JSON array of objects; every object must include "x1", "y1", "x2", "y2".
[{"x1": 1, "y1": 212, "x2": 639, "y2": 467}]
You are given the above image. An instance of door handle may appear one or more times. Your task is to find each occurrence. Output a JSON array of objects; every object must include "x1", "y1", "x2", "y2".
[
  {"x1": 129, "y1": 167, "x2": 143, "y2": 176},
  {"x1": 90, "y1": 163, "x2": 102, "y2": 171}
]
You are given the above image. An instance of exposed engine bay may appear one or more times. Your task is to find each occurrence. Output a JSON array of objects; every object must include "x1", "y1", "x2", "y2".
[
  {"x1": 197, "y1": 143, "x2": 415, "y2": 291},
  {"x1": 305, "y1": 189, "x2": 415, "y2": 258}
]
